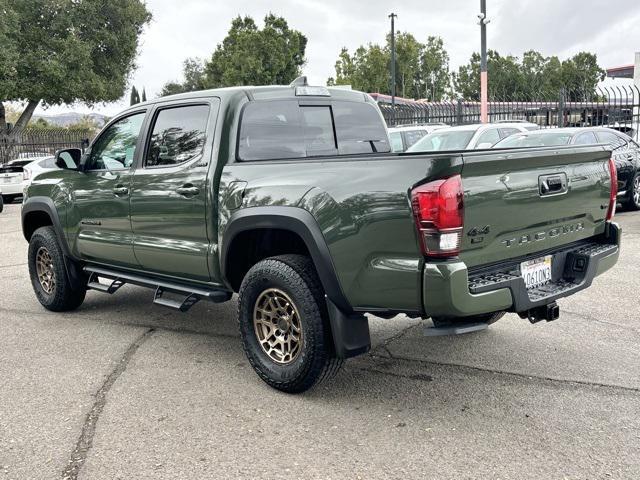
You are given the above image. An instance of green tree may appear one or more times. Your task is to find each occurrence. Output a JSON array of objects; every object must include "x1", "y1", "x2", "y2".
[
  {"x1": 328, "y1": 34, "x2": 450, "y2": 100},
  {"x1": 130, "y1": 86, "x2": 140, "y2": 106},
  {"x1": 453, "y1": 50, "x2": 605, "y2": 101},
  {"x1": 30, "y1": 118, "x2": 51, "y2": 129},
  {"x1": 0, "y1": 0, "x2": 151, "y2": 162},
  {"x1": 67, "y1": 115, "x2": 101, "y2": 137},
  {"x1": 204, "y1": 14, "x2": 307, "y2": 88},
  {"x1": 393, "y1": 32, "x2": 422, "y2": 98},
  {"x1": 159, "y1": 58, "x2": 207, "y2": 96},
  {"x1": 161, "y1": 16, "x2": 306, "y2": 95},
  {"x1": 419, "y1": 36, "x2": 451, "y2": 101},
  {"x1": 328, "y1": 47, "x2": 355, "y2": 87},
  {"x1": 561, "y1": 52, "x2": 605, "y2": 101},
  {"x1": 141, "y1": 88, "x2": 147, "y2": 102}
]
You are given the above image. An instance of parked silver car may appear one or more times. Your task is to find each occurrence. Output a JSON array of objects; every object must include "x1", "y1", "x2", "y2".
[
  {"x1": 407, "y1": 122, "x2": 539, "y2": 152},
  {"x1": 388, "y1": 123, "x2": 449, "y2": 152}
]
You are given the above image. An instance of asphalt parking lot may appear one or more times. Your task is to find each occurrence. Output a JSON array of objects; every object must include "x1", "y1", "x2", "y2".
[{"x1": 1, "y1": 202, "x2": 639, "y2": 480}]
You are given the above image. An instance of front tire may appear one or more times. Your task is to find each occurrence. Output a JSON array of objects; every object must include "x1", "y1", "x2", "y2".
[
  {"x1": 237, "y1": 254, "x2": 342, "y2": 393},
  {"x1": 28, "y1": 226, "x2": 86, "y2": 312}
]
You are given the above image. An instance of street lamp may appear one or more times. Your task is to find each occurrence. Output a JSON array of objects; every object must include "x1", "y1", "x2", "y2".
[
  {"x1": 389, "y1": 12, "x2": 397, "y2": 126},
  {"x1": 479, "y1": 0, "x2": 490, "y2": 123}
]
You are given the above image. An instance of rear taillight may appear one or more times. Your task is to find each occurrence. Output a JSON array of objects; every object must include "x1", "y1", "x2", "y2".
[
  {"x1": 411, "y1": 175, "x2": 464, "y2": 257},
  {"x1": 23, "y1": 169, "x2": 30, "y2": 181},
  {"x1": 606, "y1": 158, "x2": 617, "y2": 221}
]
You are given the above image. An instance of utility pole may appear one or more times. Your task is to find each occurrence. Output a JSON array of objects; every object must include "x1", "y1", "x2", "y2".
[
  {"x1": 479, "y1": 0, "x2": 489, "y2": 123},
  {"x1": 389, "y1": 12, "x2": 397, "y2": 126}
]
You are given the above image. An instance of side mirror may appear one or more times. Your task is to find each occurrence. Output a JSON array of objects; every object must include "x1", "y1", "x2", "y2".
[
  {"x1": 55, "y1": 148, "x2": 82, "y2": 170},
  {"x1": 476, "y1": 142, "x2": 495, "y2": 149}
]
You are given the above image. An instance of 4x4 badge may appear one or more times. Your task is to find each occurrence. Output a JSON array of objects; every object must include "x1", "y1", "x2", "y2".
[{"x1": 468, "y1": 225, "x2": 490, "y2": 237}]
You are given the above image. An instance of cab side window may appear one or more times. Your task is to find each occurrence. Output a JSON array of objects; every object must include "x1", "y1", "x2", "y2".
[
  {"x1": 389, "y1": 132, "x2": 404, "y2": 152},
  {"x1": 145, "y1": 105, "x2": 210, "y2": 167},
  {"x1": 85, "y1": 113, "x2": 145, "y2": 171},
  {"x1": 574, "y1": 132, "x2": 598, "y2": 145},
  {"x1": 475, "y1": 128, "x2": 501, "y2": 147}
]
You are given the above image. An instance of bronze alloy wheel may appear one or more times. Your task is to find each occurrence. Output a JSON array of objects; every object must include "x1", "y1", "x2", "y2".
[
  {"x1": 35, "y1": 246, "x2": 56, "y2": 295},
  {"x1": 253, "y1": 288, "x2": 303, "y2": 364}
]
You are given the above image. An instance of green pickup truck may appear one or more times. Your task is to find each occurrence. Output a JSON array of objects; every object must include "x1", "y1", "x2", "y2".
[{"x1": 22, "y1": 79, "x2": 620, "y2": 392}]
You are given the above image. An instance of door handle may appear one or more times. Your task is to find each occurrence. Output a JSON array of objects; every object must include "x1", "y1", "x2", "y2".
[
  {"x1": 113, "y1": 185, "x2": 129, "y2": 196},
  {"x1": 176, "y1": 185, "x2": 200, "y2": 196}
]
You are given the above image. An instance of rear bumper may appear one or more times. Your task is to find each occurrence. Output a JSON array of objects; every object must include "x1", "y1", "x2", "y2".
[
  {"x1": 423, "y1": 223, "x2": 621, "y2": 318},
  {"x1": 0, "y1": 181, "x2": 26, "y2": 196}
]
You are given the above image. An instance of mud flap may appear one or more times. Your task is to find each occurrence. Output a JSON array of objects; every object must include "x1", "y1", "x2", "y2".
[{"x1": 325, "y1": 298, "x2": 371, "y2": 359}]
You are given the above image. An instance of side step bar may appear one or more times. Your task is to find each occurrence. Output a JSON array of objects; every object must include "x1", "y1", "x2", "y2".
[
  {"x1": 424, "y1": 320, "x2": 489, "y2": 336},
  {"x1": 84, "y1": 266, "x2": 232, "y2": 312}
]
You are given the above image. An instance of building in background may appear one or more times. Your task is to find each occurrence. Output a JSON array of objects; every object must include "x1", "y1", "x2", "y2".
[{"x1": 606, "y1": 52, "x2": 640, "y2": 88}]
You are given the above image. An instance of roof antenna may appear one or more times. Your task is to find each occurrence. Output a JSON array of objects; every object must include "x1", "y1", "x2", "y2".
[{"x1": 289, "y1": 76, "x2": 308, "y2": 87}]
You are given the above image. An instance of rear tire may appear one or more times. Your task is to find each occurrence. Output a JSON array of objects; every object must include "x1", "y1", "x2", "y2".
[
  {"x1": 0, "y1": 195, "x2": 3, "y2": 213},
  {"x1": 28, "y1": 226, "x2": 86, "y2": 312},
  {"x1": 625, "y1": 172, "x2": 640, "y2": 211},
  {"x1": 2, "y1": 194, "x2": 17, "y2": 204},
  {"x1": 237, "y1": 254, "x2": 342, "y2": 393}
]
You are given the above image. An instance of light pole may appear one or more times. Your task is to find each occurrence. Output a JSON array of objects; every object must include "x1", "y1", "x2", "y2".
[
  {"x1": 479, "y1": 0, "x2": 489, "y2": 123},
  {"x1": 389, "y1": 12, "x2": 397, "y2": 126}
]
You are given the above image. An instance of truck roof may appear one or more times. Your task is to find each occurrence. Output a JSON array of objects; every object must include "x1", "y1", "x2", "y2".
[{"x1": 123, "y1": 85, "x2": 372, "y2": 114}]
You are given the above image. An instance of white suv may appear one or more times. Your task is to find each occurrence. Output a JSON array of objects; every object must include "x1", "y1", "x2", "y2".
[
  {"x1": 407, "y1": 122, "x2": 539, "y2": 152},
  {"x1": 0, "y1": 156, "x2": 56, "y2": 203}
]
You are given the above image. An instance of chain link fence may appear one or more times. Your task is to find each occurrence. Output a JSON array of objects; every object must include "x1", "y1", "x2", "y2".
[
  {"x1": 374, "y1": 85, "x2": 640, "y2": 141},
  {"x1": 0, "y1": 128, "x2": 92, "y2": 164}
]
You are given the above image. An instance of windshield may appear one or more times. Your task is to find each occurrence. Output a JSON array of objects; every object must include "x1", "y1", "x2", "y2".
[
  {"x1": 494, "y1": 132, "x2": 573, "y2": 148},
  {"x1": 407, "y1": 129, "x2": 476, "y2": 152}
]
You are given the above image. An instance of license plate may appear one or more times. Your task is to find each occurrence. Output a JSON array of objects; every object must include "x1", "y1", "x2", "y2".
[{"x1": 520, "y1": 255, "x2": 552, "y2": 289}]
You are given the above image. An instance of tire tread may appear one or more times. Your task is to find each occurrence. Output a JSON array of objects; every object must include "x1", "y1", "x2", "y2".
[{"x1": 237, "y1": 254, "x2": 342, "y2": 393}]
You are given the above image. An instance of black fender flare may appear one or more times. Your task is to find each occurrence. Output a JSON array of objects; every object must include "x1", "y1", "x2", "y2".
[
  {"x1": 22, "y1": 196, "x2": 86, "y2": 290},
  {"x1": 21, "y1": 196, "x2": 69, "y2": 252},
  {"x1": 221, "y1": 206, "x2": 352, "y2": 313}
]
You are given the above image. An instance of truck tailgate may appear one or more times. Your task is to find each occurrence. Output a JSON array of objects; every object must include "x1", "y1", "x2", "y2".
[{"x1": 459, "y1": 145, "x2": 612, "y2": 268}]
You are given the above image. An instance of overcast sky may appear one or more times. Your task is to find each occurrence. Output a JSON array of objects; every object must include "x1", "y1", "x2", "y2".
[{"x1": 37, "y1": 0, "x2": 640, "y2": 116}]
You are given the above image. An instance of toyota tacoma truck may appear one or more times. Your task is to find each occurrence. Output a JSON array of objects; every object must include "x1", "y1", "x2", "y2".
[{"x1": 22, "y1": 79, "x2": 621, "y2": 393}]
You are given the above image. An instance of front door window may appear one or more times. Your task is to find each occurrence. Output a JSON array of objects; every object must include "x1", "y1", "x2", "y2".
[{"x1": 85, "y1": 113, "x2": 146, "y2": 171}]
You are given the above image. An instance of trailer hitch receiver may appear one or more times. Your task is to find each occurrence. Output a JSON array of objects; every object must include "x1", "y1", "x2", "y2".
[{"x1": 519, "y1": 301, "x2": 560, "y2": 324}]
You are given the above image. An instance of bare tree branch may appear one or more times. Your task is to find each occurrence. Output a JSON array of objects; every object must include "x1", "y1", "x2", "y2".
[{"x1": 13, "y1": 99, "x2": 40, "y2": 132}]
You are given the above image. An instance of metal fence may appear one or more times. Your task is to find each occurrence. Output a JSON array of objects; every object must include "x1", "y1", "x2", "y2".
[
  {"x1": 0, "y1": 128, "x2": 91, "y2": 164},
  {"x1": 374, "y1": 85, "x2": 640, "y2": 140}
]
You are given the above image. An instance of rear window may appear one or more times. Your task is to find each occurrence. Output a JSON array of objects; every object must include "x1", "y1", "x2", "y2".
[
  {"x1": 0, "y1": 166, "x2": 23, "y2": 174},
  {"x1": 494, "y1": 132, "x2": 572, "y2": 148},
  {"x1": 596, "y1": 131, "x2": 628, "y2": 150},
  {"x1": 332, "y1": 102, "x2": 390, "y2": 154},
  {"x1": 238, "y1": 100, "x2": 389, "y2": 161}
]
